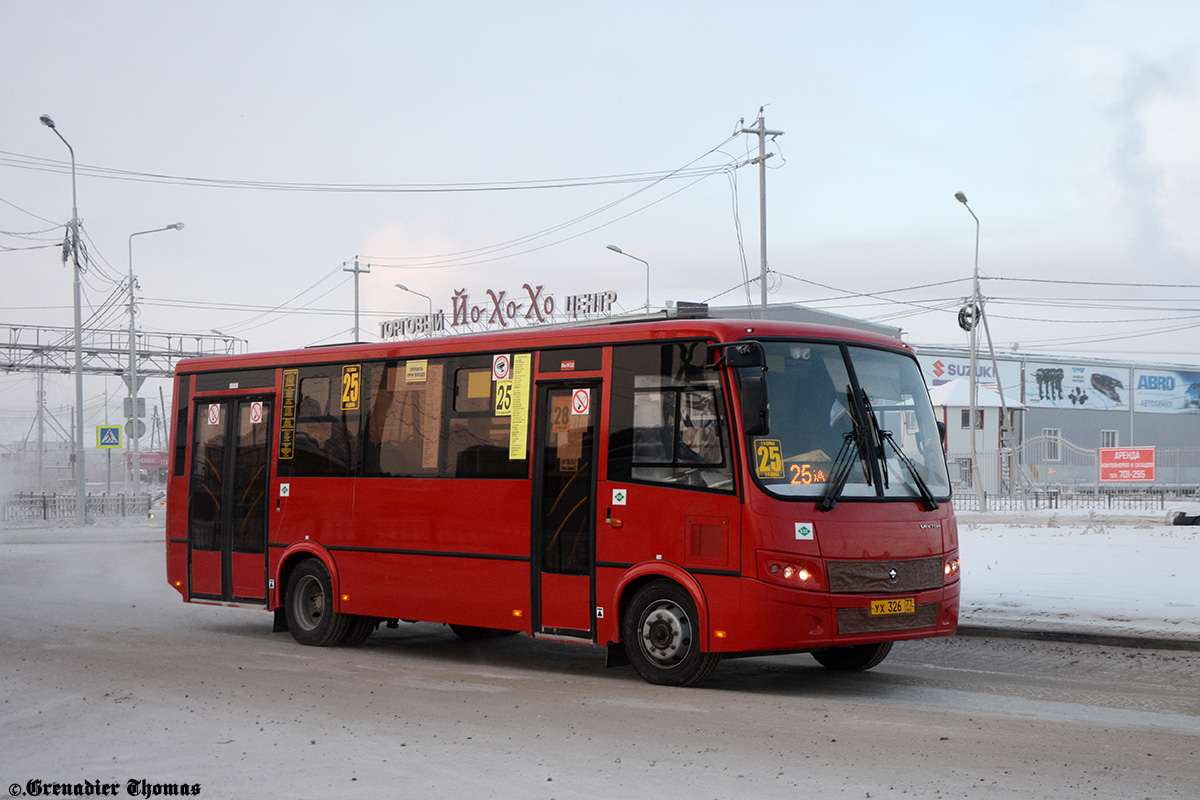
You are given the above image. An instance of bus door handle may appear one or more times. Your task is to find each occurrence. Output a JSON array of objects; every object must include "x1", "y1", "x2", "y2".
[{"x1": 606, "y1": 508, "x2": 623, "y2": 529}]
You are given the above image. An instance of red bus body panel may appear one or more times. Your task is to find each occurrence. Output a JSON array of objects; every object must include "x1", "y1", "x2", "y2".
[{"x1": 166, "y1": 318, "x2": 960, "y2": 661}]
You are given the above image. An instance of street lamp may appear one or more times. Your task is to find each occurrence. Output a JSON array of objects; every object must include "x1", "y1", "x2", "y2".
[
  {"x1": 605, "y1": 245, "x2": 650, "y2": 313},
  {"x1": 209, "y1": 328, "x2": 243, "y2": 348},
  {"x1": 40, "y1": 114, "x2": 87, "y2": 524},
  {"x1": 955, "y1": 191, "x2": 986, "y2": 512},
  {"x1": 128, "y1": 223, "x2": 184, "y2": 499},
  {"x1": 395, "y1": 283, "x2": 433, "y2": 336}
]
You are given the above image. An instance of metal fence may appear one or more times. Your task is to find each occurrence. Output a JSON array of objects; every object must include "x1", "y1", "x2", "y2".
[
  {"x1": 2, "y1": 492, "x2": 152, "y2": 523},
  {"x1": 950, "y1": 489, "x2": 1177, "y2": 513},
  {"x1": 947, "y1": 443, "x2": 1200, "y2": 495},
  {"x1": 947, "y1": 439, "x2": 1200, "y2": 511}
]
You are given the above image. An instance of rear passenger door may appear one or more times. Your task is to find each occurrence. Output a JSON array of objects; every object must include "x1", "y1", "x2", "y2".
[{"x1": 188, "y1": 396, "x2": 273, "y2": 602}]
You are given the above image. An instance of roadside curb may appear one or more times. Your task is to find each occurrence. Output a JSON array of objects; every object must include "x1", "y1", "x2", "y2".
[{"x1": 956, "y1": 624, "x2": 1200, "y2": 653}]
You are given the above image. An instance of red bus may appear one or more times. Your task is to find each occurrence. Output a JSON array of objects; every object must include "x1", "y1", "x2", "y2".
[{"x1": 166, "y1": 316, "x2": 959, "y2": 686}]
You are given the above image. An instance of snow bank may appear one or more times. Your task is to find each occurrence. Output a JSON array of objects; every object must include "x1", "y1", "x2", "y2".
[{"x1": 958, "y1": 509, "x2": 1200, "y2": 642}]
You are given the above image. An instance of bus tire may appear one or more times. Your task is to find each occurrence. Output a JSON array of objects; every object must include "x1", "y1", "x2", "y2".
[
  {"x1": 340, "y1": 615, "x2": 378, "y2": 647},
  {"x1": 811, "y1": 641, "x2": 893, "y2": 672},
  {"x1": 284, "y1": 559, "x2": 352, "y2": 647},
  {"x1": 623, "y1": 580, "x2": 720, "y2": 687},
  {"x1": 448, "y1": 624, "x2": 504, "y2": 640}
]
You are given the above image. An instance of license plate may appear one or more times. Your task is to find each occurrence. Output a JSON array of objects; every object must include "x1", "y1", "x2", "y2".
[{"x1": 870, "y1": 598, "x2": 915, "y2": 615}]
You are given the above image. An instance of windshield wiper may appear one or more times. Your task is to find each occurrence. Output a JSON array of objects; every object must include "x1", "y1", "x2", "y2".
[
  {"x1": 857, "y1": 388, "x2": 888, "y2": 491},
  {"x1": 817, "y1": 431, "x2": 860, "y2": 512},
  {"x1": 818, "y1": 387, "x2": 873, "y2": 512},
  {"x1": 879, "y1": 431, "x2": 940, "y2": 510},
  {"x1": 858, "y1": 388, "x2": 939, "y2": 510}
]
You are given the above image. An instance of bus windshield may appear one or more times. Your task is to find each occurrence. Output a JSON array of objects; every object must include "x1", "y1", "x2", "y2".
[{"x1": 749, "y1": 341, "x2": 951, "y2": 502}]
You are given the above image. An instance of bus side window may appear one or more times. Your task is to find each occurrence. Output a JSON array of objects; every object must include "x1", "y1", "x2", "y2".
[
  {"x1": 283, "y1": 369, "x2": 361, "y2": 477},
  {"x1": 445, "y1": 363, "x2": 525, "y2": 478},
  {"x1": 609, "y1": 342, "x2": 733, "y2": 492},
  {"x1": 362, "y1": 361, "x2": 442, "y2": 478},
  {"x1": 172, "y1": 378, "x2": 190, "y2": 477}
]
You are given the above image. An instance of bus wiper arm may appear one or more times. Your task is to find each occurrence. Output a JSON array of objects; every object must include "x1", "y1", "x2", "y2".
[
  {"x1": 818, "y1": 431, "x2": 860, "y2": 512},
  {"x1": 858, "y1": 389, "x2": 889, "y2": 490},
  {"x1": 880, "y1": 430, "x2": 940, "y2": 511}
]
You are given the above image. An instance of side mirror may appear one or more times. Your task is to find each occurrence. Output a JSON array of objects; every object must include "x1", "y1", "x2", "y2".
[
  {"x1": 740, "y1": 374, "x2": 770, "y2": 436},
  {"x1": 722, "y1": 342, "x2": 765, "y2": 368},
  {"x1": 936, "y1": 420, "x2": 947, "y2": 450}
]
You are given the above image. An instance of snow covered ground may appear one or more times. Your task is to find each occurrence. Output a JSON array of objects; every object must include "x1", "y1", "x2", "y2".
[
  {"x1": 4, "y1": 509, "x2": 1197, "y2": 799},
  {"x1": 957, "y1": 506, "x2": 1200, "y2": 644}
]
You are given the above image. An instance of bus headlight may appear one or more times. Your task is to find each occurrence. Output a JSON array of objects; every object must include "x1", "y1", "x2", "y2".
[
  {"x1": 943, "y1": 556, "x2": 961, "y2": 582},
  {"x1": 759, "y1": 551, "x2": 825, "y2": 591}
]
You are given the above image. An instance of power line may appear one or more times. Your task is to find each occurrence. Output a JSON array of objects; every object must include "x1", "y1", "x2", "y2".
[
  {"x1": 0, "y1": 149, "x2": 738, "y2": 194},
  {"x1": 982, "y1": 275, "x2": 1200, "y2": 290},
  {"x1": 358, "y1": 135, "x2": 746, "y2": 269}
]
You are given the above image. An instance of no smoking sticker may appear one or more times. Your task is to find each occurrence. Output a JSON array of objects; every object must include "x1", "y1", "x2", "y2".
[
  {"x1": 207, "y1": 404, "x2": 220, "y2": 425},
  {"x1": 571, "y1": 388, "x2": 590, "y2": 415},
  {"x1": 250, "y1": 401, "x2": 263, "y2": 424}
]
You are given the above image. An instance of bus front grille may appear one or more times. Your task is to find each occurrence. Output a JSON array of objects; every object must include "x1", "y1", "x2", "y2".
[
  {"x1": 826, "y1": 557, "x2": 943, "y2": 594},
  {"x1": 837, "y1": 602, "x2": 940, "y2": 635}
]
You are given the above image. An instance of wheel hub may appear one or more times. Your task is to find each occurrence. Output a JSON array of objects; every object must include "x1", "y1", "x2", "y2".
[
  {"x1": 640, "y1": 600, "x2": 691, "y2": 665},
  {"x1": 294, "y1": 575, "x2": 324, "y2": 631}
]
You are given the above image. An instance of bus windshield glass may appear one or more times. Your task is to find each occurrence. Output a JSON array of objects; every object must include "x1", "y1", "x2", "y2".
[{"x1": 749, "y1": 341, "x2": 951, "y2": 502}]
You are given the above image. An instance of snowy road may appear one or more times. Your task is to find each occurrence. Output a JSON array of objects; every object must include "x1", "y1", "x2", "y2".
[{"x1": 2, "y1": 521, "x2": 1198, "y2": 799}]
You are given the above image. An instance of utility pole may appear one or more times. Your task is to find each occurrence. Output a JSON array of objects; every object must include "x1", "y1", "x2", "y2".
[
  {"x1": 159, "y1": 386, "x2": 169, "y2": 452},
  {"x1": 40, "y1": 114, "x2": 87, "y2": 523},
  {"x1": 740, "y1": 109, "x2": 784, "y2": 319},
  {"x1": 128, "y1": 223, "x2": 184, "y2": 500},
  {"x1": 344, "y1": 257, "x2": 370, "y2": 343},
  {"x1": 36, "y1": 362, "x2": 45, "y2": 486},
  {"x1": 955, "y1": 192, "x2": 988, "y2": 512}
]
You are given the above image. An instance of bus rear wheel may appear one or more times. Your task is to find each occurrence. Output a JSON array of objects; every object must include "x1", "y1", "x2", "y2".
[
  {"x1": 811, "y1": 641, "x2": 893, "y2": 672},
  {"x1": 284, "y1": 559, "x2": 352, "y2": 647},
  {"x1": 341, "y1": 615, "x2": 378, "y2": 646},
  {"x1": 623, "y1": 580, "x2": 720, "y2": 687}
]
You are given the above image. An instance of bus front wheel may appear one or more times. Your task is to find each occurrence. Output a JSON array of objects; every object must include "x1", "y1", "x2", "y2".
[
  {"x1": 623, "y1": 580, "x2": 720, "y2": 687},
  {"x1": 811, "y1": 641, "x2": 893, "y2": 671},
  {"x1": 284, "y1": 559, "x2": 353, "y2": 647}
]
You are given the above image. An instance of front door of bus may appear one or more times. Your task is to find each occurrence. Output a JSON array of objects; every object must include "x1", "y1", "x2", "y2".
[
  {"x1": 187, "y1": 397, "x2": 273, "y2": 603},
  {"x1": 533, "y1": 383, "x2": 598, "y2": 638}
]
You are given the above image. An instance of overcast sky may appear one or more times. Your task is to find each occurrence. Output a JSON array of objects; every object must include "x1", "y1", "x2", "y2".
[{"x1": 3, "y1": 1, "x2": 1199, "y2": 442}]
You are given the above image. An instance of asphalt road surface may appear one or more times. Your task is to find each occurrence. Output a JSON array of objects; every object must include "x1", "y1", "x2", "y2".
[{"x1": 2, "y1": 524, "x2": 1197, "y2": 799}]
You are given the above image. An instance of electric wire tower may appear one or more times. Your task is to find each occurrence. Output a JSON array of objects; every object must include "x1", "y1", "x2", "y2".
[{"x1": 740, "y1": 109, "x2": 784, "y2": 319}]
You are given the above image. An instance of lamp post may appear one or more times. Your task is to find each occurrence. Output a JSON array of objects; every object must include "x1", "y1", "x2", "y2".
[
  {"x1": 40, "y1": 114, "x2": 87, "y2": 523},
  {"x1": 605, "y1": 245, "x2": 650, "y2": 313},
  {"x1": 395, "y1": 284, "x2": 433, "y2": 336},
  {"x1": 209, "y1": 329, "x2": 244, "y2": 353},
  {"x1": 128, "y1": 223, "x2": 184, "y2": 499},
  {"x1": 955, "y1": 191, "x2": 987, "y2": 512}
]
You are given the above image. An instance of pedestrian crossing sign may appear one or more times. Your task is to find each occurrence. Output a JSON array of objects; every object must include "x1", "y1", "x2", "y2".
[{"x1": 97, "y1": 425, "x2": 122, "y2": 449}]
